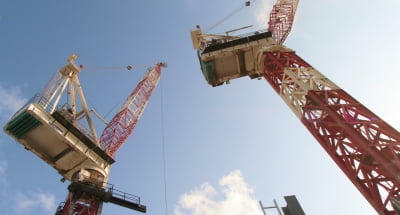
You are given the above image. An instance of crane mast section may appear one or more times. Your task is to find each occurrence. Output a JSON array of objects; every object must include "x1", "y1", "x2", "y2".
[
  {"x1": 100, "y1": 64, "x2": 164, "y2": 157},
  {"x1": 280, "y1": 67, "x2": 339, "y2": 118},
  {"x1": 262, "y1": 50, "x2": 400, "y2": 214}
]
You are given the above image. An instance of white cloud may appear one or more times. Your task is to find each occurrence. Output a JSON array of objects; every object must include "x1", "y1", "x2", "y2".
[
  {"x1": 37, "y1": 193, "x2": 56, "y2": 211},
  {"x1": 0, "y1": 83, "x2": 27, "y2": 119},
  {"x1": 14, "y1": 192, "x2": 56, "y2": 214},
  {"x1": 390, "y1": 0, "x2": 400, "y2": 8},
  {"x1": 0, "y1": 160, "x2": 8, "y2": 194},
  {"x1": 175, "y1": 170, "x2": 262, "y2": 215},
  {"x1": 254, "y1": 0, "x2": 273, "y2": 29},
  {"x1": 0, "y1": 160, "x2": 7, "y2": 175}
]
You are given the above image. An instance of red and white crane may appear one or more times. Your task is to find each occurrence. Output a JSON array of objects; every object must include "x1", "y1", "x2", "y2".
[
  {"x1": 3, "y1": 54, "x2": 166, "y2": 215},
  {"x1": 99, "y1": 62, "x2": 164, "y2": 158},
  {"x1": 191, "y1": 1, "x2": 400, "y2": 214}
]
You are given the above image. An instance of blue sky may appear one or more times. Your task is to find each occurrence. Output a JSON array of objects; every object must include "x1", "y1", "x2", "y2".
[{"x1": 0, "y1": 0, "x2": 399, "y2": 215}]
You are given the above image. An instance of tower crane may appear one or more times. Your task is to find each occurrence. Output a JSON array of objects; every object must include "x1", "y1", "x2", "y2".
[
  {"x1": 3, "y1": 54, "x2": 166, "y2": 215},
  {"x1": 190, "y1": 1, "x2": 400, "y2": 214}
]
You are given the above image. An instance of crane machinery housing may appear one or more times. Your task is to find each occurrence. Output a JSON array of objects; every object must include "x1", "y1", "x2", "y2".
[
  {"x1": 190, "y1": 0, "x2": 400, "y2": 214},
  {"x1": 3, "y1": 54, "x2": 166, "y2": 215}
]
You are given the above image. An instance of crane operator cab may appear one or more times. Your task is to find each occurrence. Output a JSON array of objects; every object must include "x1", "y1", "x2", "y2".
[{"x1": 191, "y1": 25, "x2": 275, "y2": 87}]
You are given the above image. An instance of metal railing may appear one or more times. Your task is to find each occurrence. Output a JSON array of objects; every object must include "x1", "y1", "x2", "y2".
[
  {"x1": 106, "y1": 183, "x2": 141, "y2": 205},
  {"x1": 13, "y1": 93, "x2": 97, "y2": 143}
]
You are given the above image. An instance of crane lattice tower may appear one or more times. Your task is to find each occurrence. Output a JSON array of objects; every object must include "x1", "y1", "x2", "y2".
[
  {"x1": 3, "y1": 55, "x2": 166, "y2": 215},
  {"x1": 190, "y1": 1, "x2": 400, "y2": 214}
]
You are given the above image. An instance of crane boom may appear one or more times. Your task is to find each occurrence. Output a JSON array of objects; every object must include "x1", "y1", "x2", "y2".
[
  {"x1": 268, "y1": 0, "x2": 299, "y2": 44},
  {"x1": 100, "y1": 63, "x2": 166, "y2": 157}
]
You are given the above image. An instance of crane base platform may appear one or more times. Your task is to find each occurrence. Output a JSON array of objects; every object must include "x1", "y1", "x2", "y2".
[
  {"x1": 4, "y1": 102, "x2": 114, "y2": 181},
  {"x1": 67, "y1": 182, "x2": 147, "y2": 213}
]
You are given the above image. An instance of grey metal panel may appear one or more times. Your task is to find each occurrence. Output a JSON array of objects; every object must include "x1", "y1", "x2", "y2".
[{"x1": 281, "y1": 195, "x2": 306, "y2": 215}]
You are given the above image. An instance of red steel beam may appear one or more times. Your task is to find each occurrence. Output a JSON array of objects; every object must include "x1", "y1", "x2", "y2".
[
  {"x1": 262, "y1": 50, "x2": 400, "y2": 214},
  {"x1": 100, "y1": 63, "x2": 164, "y2": 157}
]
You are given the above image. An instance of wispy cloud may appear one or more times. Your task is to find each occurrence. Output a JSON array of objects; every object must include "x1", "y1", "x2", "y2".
[
  {"x1": 0, "y1": 160, "x2": 8, "y2": 192},
  {"x1": 0, "y1": 83, "x2": 27, "y2": 120},
  {"x1": 392, "y1": 0, "x2": 400, "y2": 8},
  {"x1": 14, "y1": 191, "x2": 56, "y2": 214},
  {"x1": 0, "y1": 164, "x2": 56, "y2": 215},
  {"x1": 175, "y1": 170, "x2": 261, "y2": 215},
  {"x1": 254, "y1": 0, "x2": 273, "y2": 29},
  {"x1": 0, "y1": 160, "x2": 7, "y2": 175}
]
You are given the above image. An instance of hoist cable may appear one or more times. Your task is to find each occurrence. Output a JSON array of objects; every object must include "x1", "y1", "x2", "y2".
[
  {"x1": 81, "y1": 64, "x2": 153, "y2": 72},
  {"x1": 160, "y1": 79, "x2": 169, "y2": 215},
  {"x1": 204, "y1": 0, "x2": 255, "y2": 33}
]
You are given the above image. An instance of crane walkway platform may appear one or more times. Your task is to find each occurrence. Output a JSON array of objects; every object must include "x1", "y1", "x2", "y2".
[
  {"x1": 55, "y1": 181, "x2": 146, "y2": 214},
  {"x1": 3, "y1": 95, "x2": 114, "y2": 181}
]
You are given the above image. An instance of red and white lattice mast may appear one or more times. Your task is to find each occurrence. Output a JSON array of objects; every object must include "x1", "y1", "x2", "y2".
[
  {"x1": 191, "y1": 1, "x2": 400, "y2": 214},
  {"x1": 3, "y1": 54, "x2": 166, "y2": 215},
  {"x1": 99, "y1": 62, "x2": 165, "y2": 157}
]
